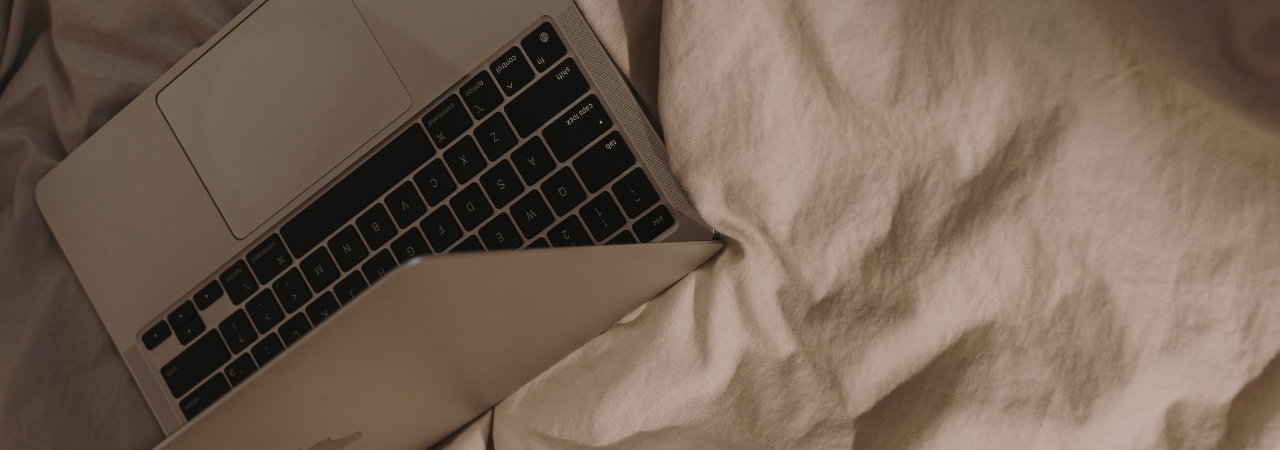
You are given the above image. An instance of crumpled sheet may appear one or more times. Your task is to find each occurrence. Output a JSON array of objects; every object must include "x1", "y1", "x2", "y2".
[{"x1": 4, "y1": 0, "x2": 1280, "y2": 449}]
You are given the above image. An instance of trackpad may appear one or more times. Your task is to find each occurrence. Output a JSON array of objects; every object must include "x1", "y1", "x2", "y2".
[{"x1": 158, "y1": 0, "x2": 410, "y2": 239}]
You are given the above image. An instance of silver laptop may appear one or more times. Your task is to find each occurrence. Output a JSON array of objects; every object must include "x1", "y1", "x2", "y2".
[{"x1": 34, "y1": 0, "x2": 715, "y2": 447}]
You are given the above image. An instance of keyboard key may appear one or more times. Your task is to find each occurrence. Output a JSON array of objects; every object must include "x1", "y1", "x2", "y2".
[
  {"x1": 544, "y1": 95, "x2": 612, "y2": 162},
  {"x1": 245, "y1": 290, "x2": 284, "y2": 334},
  {"x1": 251, "y1": 333, "x2": 285, "y2": 367},
  {"x1": 333, "y1": 272, "x2": 368, "y2": 305},
  {"x1": 327, "y1": 226, "x2": 369, "y2": 273},
  {"x1": 356, "y1": 204, "x2": 398, "y2": 250},
  {"x1": 633, "y1": 205, "x2": 674, "y2": 242},
  {"x1": 480, "y1": 213, "x2": 523, "y2": 250},
  {"x1": 218, "y1": 309, "x2": 258, "y2": 355},
  {"x1": 305, "y1": 292, "x2": 341, "y2": 326},
  {"x1": 443, "y1": 136, "x2": 486, "y2": 183},
  {"x1": 385, "y1": 182, "x2": 427, "y2": 228},
  {"x1": 278, "y1": 313, "x2": 312, "y2": 347},
  {"x1": 451, "y1": 236, "x2": 485, "y2": 253},
  {"x1": 272, "y1": 268, "x2": 313, "y2": 314},
  {"x1": 142, "y1": 321, "x2": 171, "y2": 350},
  {"x1": 527, "y1": 238, "x2": 550, "y2": 248},
  {"x1": 362, "y1": 249, "x2": 398, "y2": 283},
  {"x1": 612, "y1": 169, "x2": 660, "y2": 218},
  {"x1": 390, "y1": 228, "x2": 431, "y2": 263},
  {"x1": 174, "y1": 316, "x2": 205, "y2": 346},
  {"x1": 511, "y1": 137, "x2": 554, "y2": 185},
  {"x1": 224, "y1": 353, "x2": 257, "y2": 387},
  {"x1": 179, "y1": 373, "x2": 230, "y2": 420},
  {"x1": 413, "y1": 159, "x2": 457, "y2": 207},
  {"x1": 167, "y1": 301, "x2": 198, "y2": 330},
  {"x1": 450, "y1": 183, "x2": 493, "y2": 231},
  {"x1": 246, "y1": 234, "x2": 291, "y2": 283},
  {"x1": 300, "y1": 248, "x2": 340, "y2": 292},
  {"x1": 490, "y1": 46, "x2": 534, "y2": 96},
  {"x1": 423, "y1": 95, "x2": 472, "y2": 149},
  {"x1": 573, "y1": 131, "x2": 635, "y2": 193},
  {"x1": 509, "y1": 191, "x2": 554, "y2": 238},
  {"x1": 480, "y1": 160, "x2": 524, "y2": 208},
  {"x1": 607, "y1": 230, "x2": 637, "y2": 245},
  {"x1": 220, "y1": 260, "x2": 258, "y2": 305},
  {"x1": 193, "y1": 280, "x2": 223, "y2": 310},
  {"x1": 160, "y1": 330, "x2": 230, "y2": 398},
  {"x1": 581, "y1": 193, "x2": 626, "y2": 241},
  {"x1": 548, "y1": 216, "x2": 593, "y2": 247},
  {"x1": 507, "y1": 59, "x2": 590, "y2": 137},
  {"x1": 522, "y1": 22, "x2": 567, "y2": 72},
  {"x1": 541, "y1": 167, "x2": 586, "y2": 216},
  {"x1": 420, "y1": 207, "x2": 463, "y2": 252},
  {"x1": 461, "y1": 71, "x2": 503, "y2": 120},
  {"x1": 475, "y1": 113, "x2": 518, "y2": 160}
]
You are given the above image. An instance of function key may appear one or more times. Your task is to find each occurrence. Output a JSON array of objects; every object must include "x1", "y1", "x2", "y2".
[
  {"x1": 420, "y1": 207, "x2": 463, "y2": 252},
  {"x1": 193, "y1": 280, "x2": 223, "y2": 310},
  {"x1": 174, "y1": 316, "x2": 205, "y2": 346},
  {"x1": 220, "y1": 260, "x2": 258, "y2": 305},
  {"x1": 167, "y1": 301, "x2": 198, "y2": 330},
  {"x1": 443, "y1": 136, "x2": 486, "y2": 184},
  {"x1": 479, "y1": 160, "x2": 523, "y2": 208},
  {"x1": 356, "y1": 204, "x2": 399, "y2": 250},
  {"x1": 490, "y1": 46, "x2": 535, "y2": 96},
  {"x1": 460, "y1": 71, "x2": 503, "y2": 120},
  {"x1": 334, "y1": 272, "x2": 368, "y2": 305},
  {"x1": 474, "y1": 113, "x2": 518, "y2": 161},
  {"x1": 511, "y1": 137, "x2": 554, "y2": 185},
  {"x1": 506, "y1": 58, "x2": 589, "y2": 137},
  {"x1": 423, "y1": 94, "x2": 472, "y2": 149},
  {"x1": 580, "y1": 193, "x2": 625, "y2": 241},
  {"x1": 327, "y1": 226, "x2": 369, "y2": 273},
  {"x1": 451, "y1": 236, "x2": 485, "y2": 254},
  {"x1": 142, "y1": 321, "x2": 171, "y2": 350},
  {"x1": 384, "y1": 182, "x2": 427, "y2": 228},
  {"x1": 521, "y1": 22, "x2": 567, "y2": 72},
  {"x1": 547, "y1": 216, "x2": 592, "y2": 247},
  {"x1": 573, "y1": 131, "x2": 635, "y2": 193},
  {"x1": 611, "y1": 169, "x2": 660, "y2": 218},
  {"x1": 361, "y1": 249, "x2": 398, "y2": 283},
  {"x1": 633, "y1": 205, "x2": 674, "y2": 242},
  {"x1": 413, "y1": 159, "x2": 457, "y2": 207},
  {"x1": 480, "y1": 213, "x2": 523, "y2": 250},
  {"x1": 179, "y1": 373, "x2": 230, "y2": 420},
  {"x1": 300, "y1": 248, "x2": 340, "y2": 292},
  {"x1": 540, "y1": 167, "x2": 586, "y2": 216},
  {"x1": 272, "y1": 268, "x2": 313, "y2": 314},
  {"x1": 606, "y1": 230, "x2": 637, "y2": 245},
  {"x1": 247, "y1": 234, "x2": 291, "y2": 283},
  {"x1": 543, "y1": 95, "x2": 612, "y2": 162}
]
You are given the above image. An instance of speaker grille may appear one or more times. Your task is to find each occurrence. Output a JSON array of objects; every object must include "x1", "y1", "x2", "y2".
[{"x1": 123, "y1": 345, "x2": 184, "y2": 434}]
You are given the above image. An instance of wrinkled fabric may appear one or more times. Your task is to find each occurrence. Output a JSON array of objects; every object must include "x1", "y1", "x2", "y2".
[{"x1": 3, "y1": 0, "x2": 1280, "y2": 449}]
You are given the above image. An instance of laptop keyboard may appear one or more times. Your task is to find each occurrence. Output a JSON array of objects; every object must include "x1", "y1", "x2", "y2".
[{"x1": 139, "y1": 20, "x2": 678, "y2": 421}]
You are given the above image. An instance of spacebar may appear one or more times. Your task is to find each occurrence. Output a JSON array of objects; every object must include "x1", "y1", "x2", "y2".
[{"x1": 281, "y1": 124, "x2": 432, "y2": 258}]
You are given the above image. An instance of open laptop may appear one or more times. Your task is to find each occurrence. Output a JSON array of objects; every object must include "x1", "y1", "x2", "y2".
[{"x1": 34, "y1": 0, "x2": 716, "y2": 447}]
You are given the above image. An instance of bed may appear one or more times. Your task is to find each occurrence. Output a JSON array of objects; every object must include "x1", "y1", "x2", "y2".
[{"x1": 4, "y1": 0, "x2": 1280, "y2": 448}]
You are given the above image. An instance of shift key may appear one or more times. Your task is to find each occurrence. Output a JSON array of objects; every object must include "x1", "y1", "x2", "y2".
[
  {"x1": 160, "y1": 331, "x2": 231, "y2": 398},
  {"x1": 505, "y1": 58, "x2": 589, "y2": 137}
]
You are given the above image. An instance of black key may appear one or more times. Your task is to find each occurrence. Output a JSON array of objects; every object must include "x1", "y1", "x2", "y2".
[
  {"x1": 245, "y1": 290, "x2": 284, "y2": 334},
  {"x1": 390, "y1": 228, "x2": 431, "y2": 263},
  {"x1": 451, "y1": 235, "x2": 485, "y2": 253},
  {"x1": 543, "y1": 95, "x2": 612, "y2": 162},
  {"x1": 193, "y1": 280, "x2": 223, "y2": 310},
  {"x1": 522, "y1": 22, "x2": 567, "y2": 72},
  {"x1": 480, "y1": 160, "x2": 524, "y2": 208},
  {"x1": 306, "y1": 292, "x2": 341, "y2": 326},
  {"x1": 167, "y1": 301, "x2": 198, "y2": 330},
  {"x1": 333, "y1": 272, "x2": 368, "y2": 305},
  {"x1": 480, "y1": 213, "x2": 523, "y2": 250},
  {"x1": 612, "y1": 168, "x2": 660, "y2": 218},
  {"x1": 142, "y1": 321, "x2": 171, "y2": 350},
  {"x1": 547, "y1": 216, "x2": 593, "y2": 247},
  {"x1": 220, "y1": 260, "x2": 258, "y2": 305},
  {"x1": 385, "y1": 182, "x2": 427, "y2": 228},
  {"x1": 218, "y1": 309, "x2": 258, "y2": 355},
  {"x1": 224, "y1": 353, "x2": 257, "y2": 387},
  {"x1": 573, "y1": 131, "x2": 635, "y2": 193},
  {"x1": 300, "y1": 248, "x2": 340, "y2": 292},
  {"x1": 179, "y1": 373, "x2": 230, "y2": 420},
  {"x1": 356, "y1": 204, "x2": 398, "y2": 251},
  {"x1": 272, "y1": 268, "x2": 313, "y2": 314},
  {"x1": 527, "y1": 238, "x2": 550, "y2": 248},
  {"x1": 509, "y1": 191, "x2": 554, "y2": 238},
  {"x1": 423, "y1": 95, "x2": 472, "y2": 149},
  {"x1": 607, "y1": 230, "x2": 637, "y2": 245},
  {"x1": 581, "y1": 193, "x2": 626, "y2": 241},
  {"x1": 461, "y1": 71, "x2": 503, "y2": 120},
  {"x1": 511, "y1": 137, "x2": 555, "y2": 185},
  {"x1": 160, "y1": 331, "x2": 230, "y2": 398},
  {"x1": 326, "y1": 226, "x2": 369, "y2": 272},
  {"x1": 490, "y1": 46, "x2": 535, "y2": 96},
  {"x1": 506, "y1": 59, "x2": 590, "y2": 137},
  {"x1": 413, "y1": 159, "x2": 457, "y2": 207},
  {"x1": 475, "y1": 113, "x2": 518, "y2": 161},
  {"x1": 420, "y1": 207, "x2": 463, "y2": 252},
  {"x1": 362, "y1": 249, "x2": 398, "y2": 283},
  {"x1": 281, "y1": 124, "x2": 432, "y2": 258},
  {"x1": 443, "y1": 136, "x2": 486, "y2": 183},
  {"x1": 541, "y1": 167, "x2": 586, "y2": 216},
  {"x1": 246, "y1": 234, "x2": 291, "y2": 283},
  {"x1": 450, "y1": 184, "x2": 493, "y2": 231},
  {"x1": 174, "y1": 316, "x2": 205, "y2": 346},
  {"x1": 278, "y1": 313, "x2": 312, "y2": 347},
  {"x1": 251, "y1": 333, "x2": 285, "y2": 367},
  {"x1": 633, "y1": 205, "x2": 674, "y2": 243}
]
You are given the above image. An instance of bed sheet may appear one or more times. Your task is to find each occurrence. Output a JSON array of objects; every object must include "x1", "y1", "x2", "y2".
[{"x1": 4, "y1": 0, "x2": 1280, "y2": 449}]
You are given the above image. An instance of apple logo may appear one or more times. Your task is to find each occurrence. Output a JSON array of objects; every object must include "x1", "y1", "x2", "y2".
[{"x1": 299, "y1": 431, "x2": 362, "y2": 450}]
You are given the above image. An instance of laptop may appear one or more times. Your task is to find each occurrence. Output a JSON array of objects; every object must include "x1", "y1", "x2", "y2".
[{"x1": 34, "y1": 0, "x2": 716, "y2": 447}]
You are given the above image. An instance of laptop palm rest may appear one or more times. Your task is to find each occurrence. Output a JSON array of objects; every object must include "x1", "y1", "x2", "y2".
[
  {"x1": 157, "y1": 0, "x2": 410, "y2": 239},
  {"x1": 153, "y1": 241, "x2": 723, "y2": 450}
]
